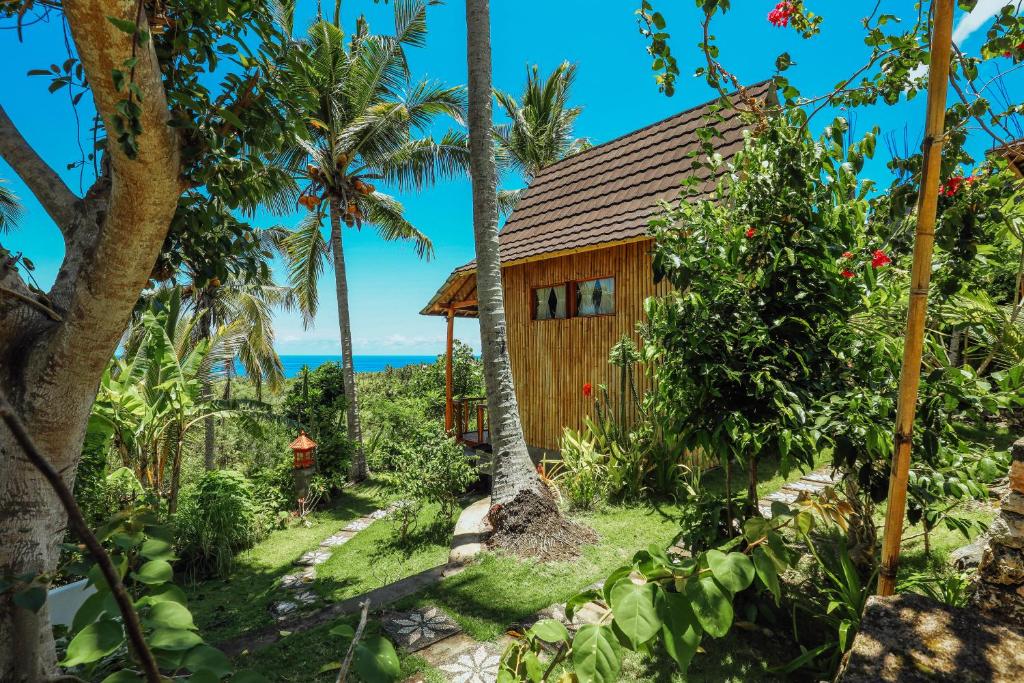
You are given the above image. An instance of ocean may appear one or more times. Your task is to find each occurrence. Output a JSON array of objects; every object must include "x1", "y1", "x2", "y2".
[{"x1": 277, "y1": 354, "x2": 440, "y2": 378}]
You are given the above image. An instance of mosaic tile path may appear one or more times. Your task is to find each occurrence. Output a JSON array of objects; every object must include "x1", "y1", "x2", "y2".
[{"x1": 268, "y1": 501, "x2": 405, "y2": 619}]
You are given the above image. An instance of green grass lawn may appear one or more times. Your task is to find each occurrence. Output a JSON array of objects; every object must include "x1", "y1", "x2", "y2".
[
  {"x1": 187, "y1": 482, "x2": 395, "y2": 642},
  {"x1": 313, "y1": 501, "x2": 454, "y2": 603},
  {"x1": 224, "y1": 440, "x2": 1002, "y2": 682}
]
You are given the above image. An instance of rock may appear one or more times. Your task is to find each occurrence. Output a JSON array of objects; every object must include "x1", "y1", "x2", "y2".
[
  {"x1": 969, "y1": 580, "x2": 1024, "y2": 627},
  {"x1": 988, "y1": 512, "x2": 1024, "y2": 550},
  {"x1": 1004, "y1": 492, "x2": 1024, "y2": 516},
  {"x1": 978, "y1": 544, "x2": 1024, "y2": 585},
  {"x1": 1010, "y1": 436, "x2": 1024, "y2": 463},
  {"x1": 838, "y1": 592, "x2": 1024, "y2": 682},
  {"x1": 949, "y1": 536, "x2": 988, "y2": 571},
  {"x1": 1011, "y1": 461, "x2": 1024, "y2": 495},
  {"x1": 270, "y1": 601, "x2": 297, "y2": 617}
]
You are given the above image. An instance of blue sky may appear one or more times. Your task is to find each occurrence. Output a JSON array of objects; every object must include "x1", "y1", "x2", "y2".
[{"x1": 1, "y1": 1, "x2": 1017, "y2": 355}]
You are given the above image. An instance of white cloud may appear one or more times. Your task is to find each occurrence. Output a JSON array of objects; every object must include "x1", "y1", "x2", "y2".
[{"x1": 952, "y1": 0, "x2": 1008, "y2": 45}]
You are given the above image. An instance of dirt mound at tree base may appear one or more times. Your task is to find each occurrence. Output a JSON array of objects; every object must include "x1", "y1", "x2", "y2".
[{"x1": 487, "y1": 489, "x2": 598, "y2": 561}]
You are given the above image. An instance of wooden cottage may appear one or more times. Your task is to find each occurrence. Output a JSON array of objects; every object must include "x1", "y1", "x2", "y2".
[{"x1": 422, "y1": 81, "x2": 775, "y2": 455}]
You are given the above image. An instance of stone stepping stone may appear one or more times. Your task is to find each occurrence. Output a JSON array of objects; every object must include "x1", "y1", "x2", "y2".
[
  {"x1": 320, "y1": 531, "x2": 355, "y2": 548},
  {"x1": 802, "y1": 470, "x2": 840, "y2": 485},
  {"x1": 381, "y1": 606, "x2": 462, "y2": 652},
  {"x1": 369, "y1": 508, "x2": 392, "y2": 520},
  {"x1": 295, "y1": 549, "x2": 331, "y2": 566},
  {"x1": 292, "y1": 589, "x2": 318, "y2": 605},
  {"x1": 343, "y1": 517, "x2": 373, "y2": 533},
  {"x1": 270, "y1": 600, "x2": 298, "y2": 617},
  {"x1": 437, "y1": 642, "x2": 503, "y2": 683},
  {"x1": 280, "y1": 568, "x2": 315, "y2": 589},
  {"x1": 765, "y1": 490, "x2": 799, "y2": 505},
  {"x1": 781, "y1": 480, "x2": 825, "y2": 494}
]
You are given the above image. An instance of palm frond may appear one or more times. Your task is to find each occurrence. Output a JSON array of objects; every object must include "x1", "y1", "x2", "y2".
[
  {"x1": 363, "y1": 191, "x2": 433, "y2": 260},
  {"x1": 282, "y1": 210, "x2": 330, "y2": 327},
  {"x1": 0, "y1": 180, "x2": 22, "y2": 233}
]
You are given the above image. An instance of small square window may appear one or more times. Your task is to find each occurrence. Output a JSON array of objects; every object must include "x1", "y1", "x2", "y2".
[
  {"x1": 576, "y1": 277, "x2": 614, "y2": 316},
  {"x1": 534, "y1": 284, "x2": 568, "y2": 320}
]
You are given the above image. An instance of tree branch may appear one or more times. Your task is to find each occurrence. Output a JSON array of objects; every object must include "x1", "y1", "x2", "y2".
[
  {"x1": 0, "y1": 389, "x2": 161, "y2": 683},
  {"x1": 0, "y1": 104, "x2": 80, "y2": 235}
]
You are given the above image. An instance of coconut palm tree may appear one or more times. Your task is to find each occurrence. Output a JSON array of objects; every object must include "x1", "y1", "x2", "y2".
[
  {"x1": 0, "y1": 180, "x2": 21, "y2": 233},
  {"x1": 280, "y1": 5, "x2": 468, "y2": 482},
  {"x1": 493, "y1": 62, "x2": 590, "y2": 215},
  {"x1": 465, "y1": 0, "x2": 545, "y2": 506}
]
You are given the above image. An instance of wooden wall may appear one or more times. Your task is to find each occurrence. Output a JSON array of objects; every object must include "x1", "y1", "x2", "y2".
[{"x1": 502, "y1": 239, "x2": 672, "y2": 451}]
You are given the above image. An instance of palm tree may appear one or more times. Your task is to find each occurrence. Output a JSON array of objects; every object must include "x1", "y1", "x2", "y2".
[
  {"x1": 185, "y1": 269, "x2": 297, "y2": 469},
  {"x1": 465, "y1": 0, "x2": 545, "y2": 506},
  {"x1": 494, "y1": 62, "x2": 591, "y2": 214},
  {"x1": 0, "y1": 180, "x2": 21, "y2": 232},
  {"x1": 280, "y1": 5, "x2": 468, "y2": 482}
]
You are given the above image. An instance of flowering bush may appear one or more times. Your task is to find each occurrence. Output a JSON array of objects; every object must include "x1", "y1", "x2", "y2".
[{"x1": 767, "y1": 1, "x2": 796, "y2": 28}]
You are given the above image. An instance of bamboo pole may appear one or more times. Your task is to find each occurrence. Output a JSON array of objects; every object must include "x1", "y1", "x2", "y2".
[{"x1": 876, "y1": 0, "x2": 955, "y2": 597}]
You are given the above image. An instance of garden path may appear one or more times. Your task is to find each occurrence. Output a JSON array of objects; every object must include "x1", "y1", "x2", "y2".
[
  {"x1": 758, "y1": 465, "x2": 841, "y2": 516},
  {"x1": 269, "y1": 500, "x2": 407, "y2": 619}
]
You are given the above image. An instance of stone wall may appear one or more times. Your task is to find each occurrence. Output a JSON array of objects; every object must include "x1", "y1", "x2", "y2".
[{"x1": 967, "y1": 436, "x2": 1024, "y2": 626}]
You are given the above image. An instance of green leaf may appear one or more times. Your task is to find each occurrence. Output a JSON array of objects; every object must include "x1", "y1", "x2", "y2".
[
  {"x1": 752, "y1": 547, "x2": 782, "y2": 605},
  {"x1": 136, "y1": 583, "x2": 188, "y2": 607},
  {"x1": 13, "y1": 586, "x2": 47, "y2": 613},
  {"x1": 106, "y1": 16, "x2": 139, "y2": 34},
  {"x1": 329, "y1": 623, "x2": 355, "y2": 638},
  {"x1": 656, "y1": 589, "x2": 702, "y2": 671},
  {"x1": 62, "y1": 619, "x2": 124, "y2": 666},
  {"x1": 133, "y1": 559, "x2": 173, "y2": 585},
  {"x1": 72, "y1": 590, "x2": 111, "y2": 633},
  {"x1": 609, "y1": 578, "x2": 661, "y2": 649},
  {"x1": 146, "y1": 601, "x2": 196, "y2": 630},
  {"x1": 706, "y1": 551, "x2": 755, "y2": 594},
  {"x1": 184, "y1": 644, "x2": 233, "y2": 678},
  {"x1": 141, "y1": 537, "x2": 176, "y2": 561},
  {"x1": 742, "y1": 517, "x2": 769, "y2": 542},
  {"x1": 149, "y1": 627, "x2": 203, "y2": 651},
  {"x1": 683, "y1": 576, "x2": 733, "y2": 638},
  {"x1": 101, "y1": 671, "x2": 144, "y2": 683},
  {"x1": 572, "y1": 624, "x2": 622, "y2": 683},
  {"x1": 352, "y1": 636, "x2": 401, "y2": 683},
  {"x1": 528, "y1": 618, "x2": 569, "y2": 644},
  {"x1": 565, "y1": 589, "x2": 600, "y2": 622},
  {"x1": 318, "y1": 661, "x2": 342, "y2": 673}
]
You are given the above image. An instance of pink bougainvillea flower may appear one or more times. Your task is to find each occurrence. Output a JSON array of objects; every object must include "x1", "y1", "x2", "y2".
[
  {"x1": 842, "y1": 251, "x2": 854, "y2": 259},
  {"x1": 768, "y1": 1, "x2": 796, "y2": 27},
  {"x1": 583, "y1": 383, "x2": 593, "y2": 398},
  {"x1": 871, "y1": 249, "x2": 892, "y2": 268},
  {"x1": 745, "y1": 227, "x2": 757, "y2": 238},
  {"x1": 841, "y1": 269, "x2": 856, "y2": 279}
]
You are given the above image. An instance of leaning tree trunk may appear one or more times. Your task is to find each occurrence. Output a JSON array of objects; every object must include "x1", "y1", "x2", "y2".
[
  {"x1": 465, "y1": 0, "x2": 543, "y2": 506},
  {"x1": 329, "y1": 198, "x2": 368, "y2": 482},
  {"x1": 0, "y1": 0, "x2": 181, "y2": 677}
]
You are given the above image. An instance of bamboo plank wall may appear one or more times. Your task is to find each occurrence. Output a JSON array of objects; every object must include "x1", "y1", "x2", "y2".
[{"x1": 502, "y1": 239, "x2": 672, "y2": 451}]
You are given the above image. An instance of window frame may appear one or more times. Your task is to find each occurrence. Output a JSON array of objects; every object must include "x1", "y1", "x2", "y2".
[
  {"x1": 530, "y1": 281, "x2": 572, "y2": 321},
  {"x1": 572, "y1": 274, "x2": 616, "y2": 318}
]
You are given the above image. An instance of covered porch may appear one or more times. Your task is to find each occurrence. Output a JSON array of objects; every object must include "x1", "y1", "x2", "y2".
[{"x1": 421, "y1": 270, "x2": 490, "y2": 449}]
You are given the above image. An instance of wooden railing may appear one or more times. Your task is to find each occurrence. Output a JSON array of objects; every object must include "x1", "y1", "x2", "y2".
[{"x1": 452, "y1": 397, "x2": 488, "y2": 446}]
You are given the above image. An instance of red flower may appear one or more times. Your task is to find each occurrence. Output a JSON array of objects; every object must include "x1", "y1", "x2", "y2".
[
  {"x1": 871, "y1": 249, "x2": 892, "y2": 268},
  {"x1": 745, "y1": 227, "x2": 757, "y2": 238},
  {"x1": 841, "y1": 269, "x2": 856, "y2": 279},
  {"x1": 583, "y1": 383, "x2": 593, "y2": 398},
  {"x1": 842, "y1": 251, "x2": 854, "y2": 259},
  {"x1": 768, "y1": 1, "x2": 796, "y2": 27},
  {"x1": 940, "y1": 175, "x2": 976, "y2": 197},
  {"x1": 1003, "y1": 41, "x2": 1024, "y2": 57}
]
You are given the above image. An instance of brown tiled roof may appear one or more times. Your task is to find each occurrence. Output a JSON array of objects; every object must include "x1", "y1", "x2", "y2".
[{"x1": 422, "y1": 81, "x2": 775, "y2": 315}]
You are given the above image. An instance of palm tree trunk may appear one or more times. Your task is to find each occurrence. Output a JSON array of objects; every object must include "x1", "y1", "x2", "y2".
[
  {"x1": 465, "y1": 0, "x2": 543, "y2": 506},
  {"x1": 329, "y1": 198, "x2": 368, "y2": 481}
]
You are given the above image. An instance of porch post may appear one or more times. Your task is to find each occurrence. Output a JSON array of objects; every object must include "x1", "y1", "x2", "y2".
[{"x1": 445, "y1": 307, "x2": 455, "y2": 433}]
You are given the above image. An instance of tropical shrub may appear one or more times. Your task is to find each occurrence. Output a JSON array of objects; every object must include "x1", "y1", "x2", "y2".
[
  {"x1": 644, "y1": 112, "x2": 875, "y2": 523},
  {"x1": 391, "y1": 425, "x2": 476, "y2": 520},
  {"x1": 283, "y1": 362, "x2": 353, "y2": 490},
  {"x1": 174, "y1": 470, "x2": 265, "y2": 579},
  {"x1": 499, "y1": 504, "x2": 815, "y2": 681},
  {"x1": 549, "y1": 429, "x2": 608, "y2": 510}
]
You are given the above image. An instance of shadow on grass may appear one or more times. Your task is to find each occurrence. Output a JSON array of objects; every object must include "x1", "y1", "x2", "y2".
[{"x1": 374, "y1": 516, "x2": 456, "y2": 559}]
